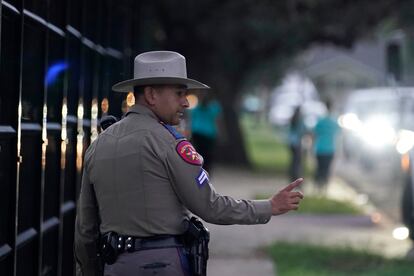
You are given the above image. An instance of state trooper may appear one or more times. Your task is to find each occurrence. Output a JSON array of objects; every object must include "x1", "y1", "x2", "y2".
[{"x1": 74, "y1": 51, "x2": 304, "y2": 276}]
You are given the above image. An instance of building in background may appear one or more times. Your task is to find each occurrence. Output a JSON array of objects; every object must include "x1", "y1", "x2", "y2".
[
  {"x1": 268, "y1": 72, "x2": 326, "y2": 130},
  {"x1": 299, "y1": 31, "x2": 414, "y2": 107}
]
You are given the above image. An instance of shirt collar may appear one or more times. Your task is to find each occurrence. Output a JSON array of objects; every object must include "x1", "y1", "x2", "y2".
[{"x1": 125, "y1": 104, "x2": 159, "y2": 121}]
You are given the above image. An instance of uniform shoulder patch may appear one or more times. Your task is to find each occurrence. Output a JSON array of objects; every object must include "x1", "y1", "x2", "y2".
[
  {"x1": 161, "y1": 123, "x2": 185, "y2": 140},
  {"x1": 176, "y1": 140, "x2": 203, "y2": 166}
]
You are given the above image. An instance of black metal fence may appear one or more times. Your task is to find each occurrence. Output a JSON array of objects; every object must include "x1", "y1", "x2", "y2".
[{"x1": 0, "y1": 0, "x2": 135, "y2": 275}]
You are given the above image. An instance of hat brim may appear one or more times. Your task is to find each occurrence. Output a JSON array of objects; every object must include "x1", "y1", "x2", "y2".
[{"x1": 112, "y1": 77, "x2": 210, "y2": 92}]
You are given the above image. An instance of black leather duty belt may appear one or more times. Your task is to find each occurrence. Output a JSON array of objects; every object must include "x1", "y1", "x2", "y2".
[{"x1": 117, "y1": 235, "x2": 184, "y2": 252}]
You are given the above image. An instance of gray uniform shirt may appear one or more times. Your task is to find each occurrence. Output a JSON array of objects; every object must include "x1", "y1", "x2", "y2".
[{"x1": 74, "y1": 104, "x2": 272, "y2": 274}]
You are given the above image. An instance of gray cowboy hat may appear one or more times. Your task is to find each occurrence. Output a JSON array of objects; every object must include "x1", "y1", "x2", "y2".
[{"x1": 112, "y1": 51, "x2": 210, "y2": 92}]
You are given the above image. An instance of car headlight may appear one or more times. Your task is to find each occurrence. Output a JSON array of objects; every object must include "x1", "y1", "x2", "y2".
[
  {"x1": 359, "y1": 116, "x2": 396, "y2": 148},
  {"x1": 338, "y1": 113, "x2": 363, "y2": 132},
  {"x1": 396, "y1": 129, "x2": 414, "y2": 154}
]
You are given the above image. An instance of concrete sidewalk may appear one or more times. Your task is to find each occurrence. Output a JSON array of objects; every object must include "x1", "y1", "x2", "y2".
[{"x1": 205, "y1": 166, "x2": 413, "y2": 276}]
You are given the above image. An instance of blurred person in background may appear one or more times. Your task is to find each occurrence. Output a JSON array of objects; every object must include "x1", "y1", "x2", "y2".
[
  {"x1": 190, "y1": 93, "x2": 222, "y2": 172},
  {"x1": 288, "y1": 106, "x2": 305, "y2": 181},
  {"x1": 312, "y1": 100, "x2": 340, "y2": 193}
]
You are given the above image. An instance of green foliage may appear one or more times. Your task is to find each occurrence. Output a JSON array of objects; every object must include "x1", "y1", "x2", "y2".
[
  {"x1": 267, "y1": 242, "x2": 414, "y2": 276},
  {"x1": 147, "y1": 0, "x2": 402, "y2": 88},
  {"x1": 134, "y1": 0, "x2": 406, "y2": 164}
]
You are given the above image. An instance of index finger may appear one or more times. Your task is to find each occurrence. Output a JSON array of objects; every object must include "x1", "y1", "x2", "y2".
[{"x1": 282, "y1": 178, "x2": 303, "y2": 192}]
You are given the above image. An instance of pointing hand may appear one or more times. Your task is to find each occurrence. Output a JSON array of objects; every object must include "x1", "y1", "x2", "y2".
[{"x1": 270, "y1": 178, "x2": 304, "y2": 215}]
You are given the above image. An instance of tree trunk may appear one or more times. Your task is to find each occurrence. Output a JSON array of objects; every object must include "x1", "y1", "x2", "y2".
[{"x1": 213, "y1": 78, "x2": 250, "y2": 167}]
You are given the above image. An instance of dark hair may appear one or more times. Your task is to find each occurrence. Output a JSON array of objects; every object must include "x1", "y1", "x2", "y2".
[
  {"x1": 133, "y1": 84, "x2": 187, "y2": 98},
  {"x1": 133, "y1": 85, "x2": 146, "y2": 98},
  {"x1": 325, "y1": 100, "x2": 332, "y2": 112},
  {"x1": 290, "y1": 106, "x2": 301, "y2": 128}
]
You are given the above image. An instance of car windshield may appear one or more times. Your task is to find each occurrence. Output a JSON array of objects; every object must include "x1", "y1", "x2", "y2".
[
  {"x1": 349, "y1": 97, "x2": 399, "y2": 119},
  {"x1": 344, "y1": 89, "x2": 414, "y2": 131}
]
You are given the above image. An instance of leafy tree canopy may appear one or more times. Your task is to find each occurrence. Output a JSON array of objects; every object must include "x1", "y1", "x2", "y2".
[{"x1": 132, "y1": 0, "x2": 408, "y2": 165}]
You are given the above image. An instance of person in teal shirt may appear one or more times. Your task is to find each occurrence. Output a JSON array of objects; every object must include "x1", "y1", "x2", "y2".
[
  {"x1": 190, "y1": 94, "x2": 222, "y2": 172},
  {"x1": 313, "y1": 100, "x2": 340, "y2": 191}
]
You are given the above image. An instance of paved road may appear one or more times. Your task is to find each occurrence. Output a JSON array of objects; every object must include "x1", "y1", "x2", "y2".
[
  {"x1": 205, "y1": 166, "x2": 412, "y2": 276},
  {"x1": 334, "y1": 155, "x2": 405, "y2": 222}
]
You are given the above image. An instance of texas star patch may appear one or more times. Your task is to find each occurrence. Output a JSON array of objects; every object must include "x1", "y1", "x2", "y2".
[{"x1": 176, "y1": 140, "x2": 203, "y2": 166}]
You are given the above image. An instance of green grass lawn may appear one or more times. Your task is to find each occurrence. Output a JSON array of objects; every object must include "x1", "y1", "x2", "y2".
[
  {"x1": 241, "y1": 114, "x2": 289, "y2": 174},
  {"x1": 296, "y1": 195, "x2": 362, "y2": 215},
  {"x1": 267, "y1": 242, "x2": 414, "y2": 276},
  {"x1": 240, "y1": 114, "x2": 314, "y2": 176},
  {"x1": 254, "y1": 194, "x2": 362, "y2": 215}
]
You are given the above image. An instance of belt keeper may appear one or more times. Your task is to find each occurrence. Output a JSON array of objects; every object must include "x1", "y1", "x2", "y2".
[
  {"x1": 117, "y1": 236, "x2": 125, "y2": 252},
  {"x1": 126, "y1": 236, "x2": 135, "y2": 252}
]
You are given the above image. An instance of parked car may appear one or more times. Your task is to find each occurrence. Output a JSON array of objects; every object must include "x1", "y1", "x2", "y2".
[
  {"x1": 338, "y1": 87, "x2": 414, "y2": 167},
  {"x1": 402, "y1": 148, "x2": 414, "y2": 241},
  {"x1": 337, "y1": 87, "x2": 414, "y2": 241}
]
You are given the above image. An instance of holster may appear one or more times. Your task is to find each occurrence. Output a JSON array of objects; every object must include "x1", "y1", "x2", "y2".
[
  {"x1": 183, "y1": 217, "x2": 210, "y2": 276},
  {"x1": 99, "y1": 232, "x2": 122, "y2": 265}
]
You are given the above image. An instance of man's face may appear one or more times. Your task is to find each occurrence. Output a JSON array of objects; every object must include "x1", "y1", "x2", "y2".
[{"x1": 151, "y1": 85, "x2": 189, "y2": 125}]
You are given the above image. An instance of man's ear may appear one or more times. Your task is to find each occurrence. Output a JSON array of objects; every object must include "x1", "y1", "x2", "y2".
[{"x1": 143, "y1": 86, "x2": 157, "y2": 106}]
